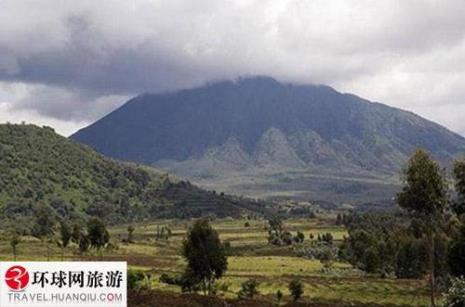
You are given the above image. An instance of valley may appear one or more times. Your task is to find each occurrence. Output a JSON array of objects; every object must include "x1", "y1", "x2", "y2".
[{"x1": 0, "y1": 217, "x2": 431, "y2": 306}]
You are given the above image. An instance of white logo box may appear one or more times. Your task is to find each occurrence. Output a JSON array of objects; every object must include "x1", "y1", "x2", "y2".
[{"x1": 0, "y1": 262, "x2": 127, "y2": 307}]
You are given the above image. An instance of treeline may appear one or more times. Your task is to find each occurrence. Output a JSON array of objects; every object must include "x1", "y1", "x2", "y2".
[
  {"x1": 341, "y1": 149, "x2": 465, "y2": 306},
  {"x1": 3, "y1": 204, "x2": 112, "y2": 261}
]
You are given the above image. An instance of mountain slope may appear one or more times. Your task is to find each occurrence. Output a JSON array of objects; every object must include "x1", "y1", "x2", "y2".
[
  {"x1": 0, "y1": 124, "x2": 267, "y2": 223},
  {"x1": 72, "y1": 77, "x2": 465, "y2": 205}
]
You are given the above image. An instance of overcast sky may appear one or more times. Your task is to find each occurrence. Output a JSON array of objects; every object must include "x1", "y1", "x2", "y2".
[{"x1": 1, "y1": 0, "x2": 465, "y2": 136}]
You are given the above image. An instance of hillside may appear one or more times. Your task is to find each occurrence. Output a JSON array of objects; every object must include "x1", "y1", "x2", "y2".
[
  {"x1": 0, "y1": 124, "x2": 267, "y2": 224},
  {"x1": 72, "y1": 77, "x2": 465, "y2": 205}
]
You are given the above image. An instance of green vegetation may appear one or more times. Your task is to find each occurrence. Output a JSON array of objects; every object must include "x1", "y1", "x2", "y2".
[
  {"x1": 3, "y1": 124, "x2": 465, "y2": 306},
  {"x1": 0, "y1": 124, "x2": 269, "y2": 226},
  {"x1": 444, "y1": 277, "x2": 465, "y2": 307},
  {"x1": 397, "y1": 149, "x2": 449, "y2": 307},
  {"x1": 0, "y1": 217, "x2": 432, "y2": 306},
  {"x1": 181, "y1": 219, "x2": 228, "y2": 295},
  {"x1": 237, "y1": 279, "x2": 260, "y2": 299}
]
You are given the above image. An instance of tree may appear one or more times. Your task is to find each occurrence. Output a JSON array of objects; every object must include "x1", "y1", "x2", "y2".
[
  {"x1": 71, "y1": 223, "x2": 83, "y2": 244},
  {"x1": 127, "y1": 225, "x2": 135, "y2": 243},
  {"x1": 397, "y1": 149, "x2": 448, "y2": 307},
  {"x1": 78, "y1": 235, "x2": 90, "y2": 255},
  {"x1": 450, "y1": 159, "x2": 465, "y2": 278},
  {"x1": 395, "y1": 236, "x2": 428, "y2": 279},
  {"x1": 453, "y1": 160, "x2": 465, "y2": 216},
  {"x1": 70, "y1": 223, "x2": 88, "y2": 257},
  {"x1": 448, "y1": 223, "x2": 465, "y2": 277},
  {"x1": 9, "y1": 231, "x2": 21, "y2": 261},
  {"x1": 87, "y1": 218, "x2": 110, "y2": 256},
  {"x1": 318, "y1": 244, "x2": 337, "y2": 269},
  {"x1": 295, "y1": 231, "x2": 305, "y2": 243},
  {"x1": 267, "y1": 216, "x2": 284, "y2": 245},
  {"x1": 32, "y1": 203, "x2": 56, "y2": 238},
  {"x1": 336, "y1": 213, "x2": 342, "y2": 225},
  {"x1": 321, "y1": 233, "x2": 334, "y2": 245},
  {"x1": 276, "y1": 290, "x2": 283, "y2": 303},
  {"x1": 340, "y1": 212, "x2": 433, "y2": 278},
  {"x1": 57, "y1": 221, "x2": 72, "y2": 260},
  {"x1": 289, "y1": 278, "x2": 303, "y2": 302},
  {"x1": 182, "y1": 219, "x2": 227, "y2": 295},
  {"x1": 32, "y1": 204, "x2": 57, "y2": 261}
]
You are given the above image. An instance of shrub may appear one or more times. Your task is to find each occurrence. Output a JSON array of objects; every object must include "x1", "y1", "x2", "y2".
[
  {"x1": 159, "y1": 272, "x2": 201, "y2": 293},
  {"x1": 238, "y1": 279, "x2": 260, "y2": 299},
  {"x1": 444, "y1": 277, "x2": 465, "y2": 307},
  {"x1": 294, "y1": 231, "x2": 305, "y2": 243},
  {"x1": 128, "y1": 270, "x2": 146, "y2": 290},
  {"x1": 294, "y1": 241, "x2": 338, "y2": 269}
]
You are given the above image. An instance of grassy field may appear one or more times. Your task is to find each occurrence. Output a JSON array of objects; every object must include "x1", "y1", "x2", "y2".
[{"x1": 0, "y1": 217, "x2": 431, "y2": 306}]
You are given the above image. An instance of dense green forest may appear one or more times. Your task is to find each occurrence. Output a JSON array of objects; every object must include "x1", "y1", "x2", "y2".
[{"x1": 0, "y1": 124, "x2": 268, "y2": 227}]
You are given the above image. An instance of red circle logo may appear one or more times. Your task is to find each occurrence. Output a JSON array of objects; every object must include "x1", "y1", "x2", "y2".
[{"x1": 5, "y1": 266, "x2": 30, "y2": 291}]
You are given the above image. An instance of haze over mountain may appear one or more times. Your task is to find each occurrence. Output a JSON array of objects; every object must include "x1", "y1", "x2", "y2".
[{"x1": 72, "y1": 77, "x2": 465, "y2": 206}]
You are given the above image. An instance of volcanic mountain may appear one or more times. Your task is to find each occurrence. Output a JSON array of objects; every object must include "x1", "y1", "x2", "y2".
[{"x1": 71, "y1": 77, "x2": 465, "y2": 206}]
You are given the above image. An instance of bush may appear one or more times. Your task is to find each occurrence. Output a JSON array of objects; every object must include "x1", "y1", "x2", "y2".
[
  {"x1": 282, "y1": 231, "x2": 294, "y2": 246},
  {"x1": 294, "y1": 241, "x2": 338, "y2": 269},
  {"x1": 320, "y1": 233, "x2": 333, "y2": 245},
  {"x1": 294, "y1": 231, "x2": 305, "y2": 243},
  {"x1": 128, "y1": 270, "x2": 146, "y2": 290},
  {"x1": 444, "y1": 277, "x2": 465, "y2": 307},
  {"x1": 159, "y1": 273, "x2": 178, "y2": 285},
  {"x1": 159, "y1": 272, "x2": 202, "y2": 293},
  {"x1": 289, "y1": 278, "x2": 303, "y2": 302},
  {"x1": 237, "y1": 279, "x2": 260, "y2": 299}
]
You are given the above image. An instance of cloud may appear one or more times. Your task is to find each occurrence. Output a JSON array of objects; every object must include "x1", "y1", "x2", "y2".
[
  {"x1": 1, "y1": 0, "x2": 465, "y2": 136},
  {"x1": 0, "y1": 101, "x2": 88, "y2": 137}
]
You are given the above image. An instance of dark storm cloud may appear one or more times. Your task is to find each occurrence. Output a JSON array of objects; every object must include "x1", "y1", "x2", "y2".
[{"x1": 1, "y1": 0, "x2": 465, "y2": 135}]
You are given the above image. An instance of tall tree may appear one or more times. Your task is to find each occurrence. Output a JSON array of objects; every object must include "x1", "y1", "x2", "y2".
[
  {"x1": 450, "y1": 159, "x2": 465, "y2": 278},
  {"x1": 453, "y1": 159, "x2": 465, "y2": 217},
  {"x1": 32, "y1": 203, "x2": 57, "y2": 261},
  {"x1": 182, "y1": 219, "x2": 227, "y2": 295},
  {"x1": 57, "y1": 221, "x2": 72, "y2": 260},
  {"x1": 32, "y1": 203, "x2": 56, "y2": 238},
  {"x1": 87, "y1": 218, "x2": 110, "y2": 258},
  {"x1": 448, "y1": 222, "x2": 465, "y2": 277},
  {"x1": 127, "y1": 225, "x2": 135, "y2": 243},
  {"x1": 397, "y1": 149, "x2": 448, "y2": 307},
  {"x1": 9, "y1": 230, "x2": 21, "y2": 261}
]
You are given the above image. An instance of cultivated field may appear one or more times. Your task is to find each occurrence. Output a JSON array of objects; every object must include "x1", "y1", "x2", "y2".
[{"x1": 0, "y1": 217, "x2": 431, "y2": 306}]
